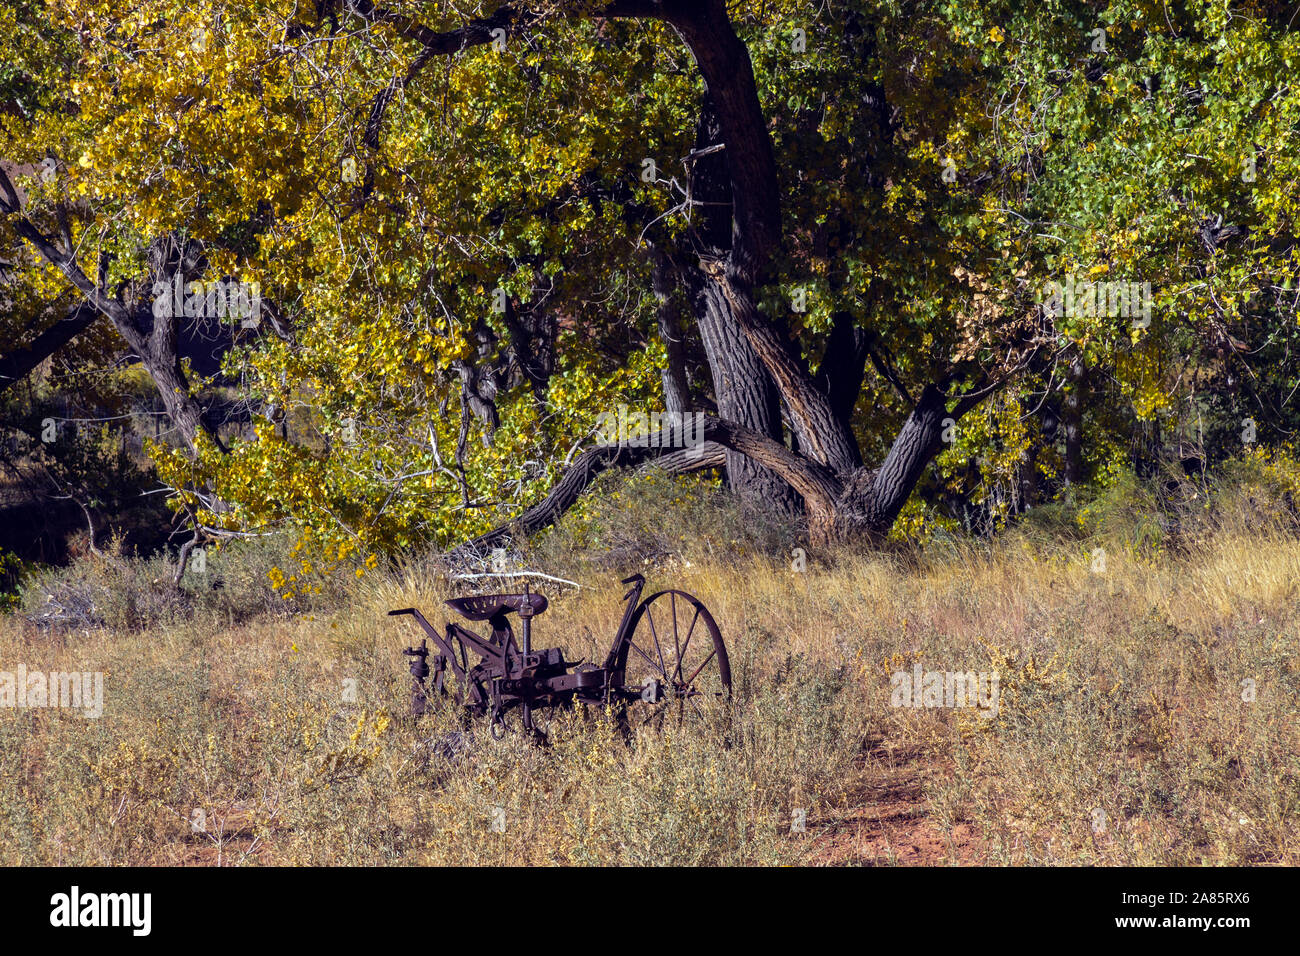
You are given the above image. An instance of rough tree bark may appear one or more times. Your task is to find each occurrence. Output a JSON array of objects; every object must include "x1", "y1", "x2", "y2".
[
  {"x1": 678, "y1": 100, "x2": 802, "y2": 513},
  {"x1": 668, "y1": 3, "x2": 863, "y2": 478},
  {"x1": 652, "y1": 251, "x2": 691, "y2": 416},
  {"x1": 683, "y1": 262, "x2": 802, "y2": 512},
  {"x1": 830, "y1": 384, "x2": 950, "y2": 539}
]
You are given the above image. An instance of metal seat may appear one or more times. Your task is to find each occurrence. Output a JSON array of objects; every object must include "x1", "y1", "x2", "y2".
[{"x1": 444, "y1": 593, "x2": 549, "y2": 622}]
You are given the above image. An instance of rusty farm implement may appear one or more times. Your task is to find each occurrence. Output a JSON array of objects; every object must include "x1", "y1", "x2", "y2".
[{"x1": 390, "y1": 573, "x2": 730, "y2": 740}]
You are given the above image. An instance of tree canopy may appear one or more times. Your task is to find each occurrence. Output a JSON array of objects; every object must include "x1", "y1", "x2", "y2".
[{"x1": 3, "y1": 0, "x2": 1299, "y2": 573}]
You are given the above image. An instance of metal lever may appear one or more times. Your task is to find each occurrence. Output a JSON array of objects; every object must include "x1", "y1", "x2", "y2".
[
  {"x1": 403, "y1": 640, "x2": 430, "y2": 717},
  {"x1": 519, "y1": 585, "x2": 533, "y2": 733}
]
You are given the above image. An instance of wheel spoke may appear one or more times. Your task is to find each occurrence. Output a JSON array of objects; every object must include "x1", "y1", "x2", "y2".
[
  {"x1": 683, "y1": 648, "x2": 717, "y2": 689},
  {"x1": 627, "y1": 639, "x2": 663, "y2": 676},
  {"x1": 645, "y1": 605, "x2": 668, "y2": 678},
  {"x1": 676, "y1": 607, "x2": 701, "y2": 682},
  {"x1": 622, "y1": 591, "x2": 728, "y2": 733},
  {"x1": 670, "y1": 593, "x2": 682, "y2": 680}
]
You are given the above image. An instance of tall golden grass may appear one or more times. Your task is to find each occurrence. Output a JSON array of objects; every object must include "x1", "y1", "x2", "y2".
[{"x1": 1, "y1": 470, "x2": 1297, "y2": 864}]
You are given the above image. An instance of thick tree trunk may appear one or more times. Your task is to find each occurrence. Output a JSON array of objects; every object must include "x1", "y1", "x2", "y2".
[
  {"x1": 652, "y1": 251, "x2": 691, "y2": 416},
  {"x1": 666, "y1": 2, "x2": 862, "y2": 477},
  {"x1": 706, "y1": 270, "x2": 863, "y2": 474},
  {"x1": 685, "y1": 264, "x2": 801, "y2": 512},
  {"x1": 663, "y1": 1, "x2": 780, "y2": 277},
  {"x1": 449, "y1": 386, "x2": 960, "y2": 557},
  {"x1": 678, "y1": 83, "x2": 801, "y2": 511},
  {"x1": 131, "y1": 337, "x2": 217, "y2": 452},
  {"x1": 830, "y1": 384, "x2": 950, "y2": 542}
]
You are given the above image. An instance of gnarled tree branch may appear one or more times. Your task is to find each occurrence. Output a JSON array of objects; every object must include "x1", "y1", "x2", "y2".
[{"x1": 447, "y1": 414, "x2": 841, "y2": 561}]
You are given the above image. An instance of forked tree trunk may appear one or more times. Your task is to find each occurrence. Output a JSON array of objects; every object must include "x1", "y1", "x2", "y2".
[
  {"x1": 451, "y1": 385, "x2": 958, "y2": 560},
  {"x1": 681, "y1": 97, "x2": 802, "y2": 513},
  {"x1": 821, "y1": 384, "x2": 950, "y2": 543},
  {"x1": 686, "y1": 266, "x2": 802, "y2": 513}
]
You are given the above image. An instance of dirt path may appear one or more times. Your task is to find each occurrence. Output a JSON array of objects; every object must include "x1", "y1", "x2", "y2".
[{"x1": 801, "y1": 742, "x2": 986, "y2": 866}]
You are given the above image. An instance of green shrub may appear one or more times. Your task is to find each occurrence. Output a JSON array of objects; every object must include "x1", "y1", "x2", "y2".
[{"x1": 0, "y1": 549, "x2": 25, "y2": 612}]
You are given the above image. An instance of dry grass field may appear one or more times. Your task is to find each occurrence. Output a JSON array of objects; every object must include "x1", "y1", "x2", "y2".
[{"x1": 2, "y1": 469, "x2": 1298, "y2": 865}]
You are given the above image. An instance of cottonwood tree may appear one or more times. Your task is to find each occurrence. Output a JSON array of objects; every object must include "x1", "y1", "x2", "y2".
[{"x1": 3, "y1": 0, "x2": 1298, "y2": 563}]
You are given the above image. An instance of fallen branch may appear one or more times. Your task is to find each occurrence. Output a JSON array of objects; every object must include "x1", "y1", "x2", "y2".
[{"x1": 446, "y1": 415, "x2": 839, "y2": 562}]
